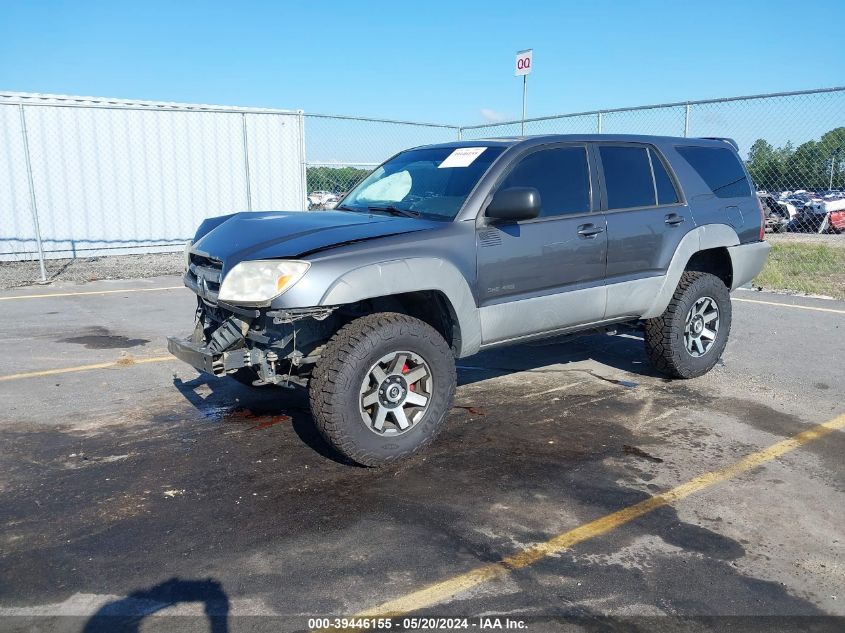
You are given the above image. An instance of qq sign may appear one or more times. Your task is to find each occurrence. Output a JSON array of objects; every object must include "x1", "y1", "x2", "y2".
[{"x1": 515, "y1": 49, "x2": 533, "y2": 76}]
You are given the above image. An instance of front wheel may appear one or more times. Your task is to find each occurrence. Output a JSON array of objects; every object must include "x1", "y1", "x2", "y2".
[
  {"x1": 644, "y1": 271, "x2": 732, "y2": 379},
  {"x1": 309, "y1": 312, "x2": 456, "y2": 466}
]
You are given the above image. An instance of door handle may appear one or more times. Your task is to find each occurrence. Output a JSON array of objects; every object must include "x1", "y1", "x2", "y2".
[
  {"x1": 577, "y1": 224, "x2": 605, "y2": 237},
  {"x1": 665, "y1": 213, "x2": 685, "y2": 226}
]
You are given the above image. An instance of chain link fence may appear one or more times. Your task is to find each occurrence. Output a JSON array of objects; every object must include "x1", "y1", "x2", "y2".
[
  {"x1": 303, "y1": 114, "x2": 459, "y2": 207},
  {"x1": 2, "y1": 87, "x2": 843, "y2": 297},
  {"x1": 462, "y1": 87, "x2": 845, "y2": 299}
]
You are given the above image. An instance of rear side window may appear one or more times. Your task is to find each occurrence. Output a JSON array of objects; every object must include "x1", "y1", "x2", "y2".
[
  {"x1": 599, "y1": 146, "x2": 655, "y2": 209},
  {"x1": 500, "y1": 147, "x2": 590, "y2": 218},
  {"x1": 676, "y1": 146, "x2": 751, "y2": 198},
  {"x1": 650, "y1": 149, "x2": 680, "y2": 205}
]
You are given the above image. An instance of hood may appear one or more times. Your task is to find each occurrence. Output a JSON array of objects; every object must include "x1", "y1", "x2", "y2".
[{"x1": 191, "y1": 210, "x2": 443, "y2": 271}]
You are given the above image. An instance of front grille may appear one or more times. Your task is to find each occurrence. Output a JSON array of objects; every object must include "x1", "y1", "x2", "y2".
[
  {"x1": 187, "y1": 253, "x2": 223, "y2": 301},
  {"x1": 190, "y1": 253, "x2": 223, "y2": 269}
]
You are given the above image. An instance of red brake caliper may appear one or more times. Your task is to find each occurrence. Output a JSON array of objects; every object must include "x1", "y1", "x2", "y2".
[{"x1": 403, "y1": 363, "x2": 414, "y2": 391}]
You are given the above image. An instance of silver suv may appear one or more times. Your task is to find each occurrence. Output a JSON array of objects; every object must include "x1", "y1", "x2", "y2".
[{"x1": 169, "y1": 135, "x2": 771, "y2": 465}]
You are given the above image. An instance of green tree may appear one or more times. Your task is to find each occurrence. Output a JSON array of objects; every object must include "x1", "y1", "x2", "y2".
[
  {"x1": 306, "y1": 166, "x2": 370, "y2": 195},
  {"x1": 745, "y1": 127, "x2": 845, "y2": 192},
  {"x1": 819, "y1": 127, "x2": 845, "y2": 189},
  {"x1": 747, "y1": 139, "x2": 782, "y2": 191}
]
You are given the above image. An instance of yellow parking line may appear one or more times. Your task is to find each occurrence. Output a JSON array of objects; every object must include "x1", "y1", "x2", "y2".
[
  {"x1": 0, "y1": 356, "x2": 173, "y2": 382},
  {"x1": 0, "y1": 286, "x2": 183, "y2": 301},
  {"x1": 347, "y1": 413, "x2": 845, "y2": 620},
  {"x1": 732, "y1": 297, "x2": 845, "y2": 314}
]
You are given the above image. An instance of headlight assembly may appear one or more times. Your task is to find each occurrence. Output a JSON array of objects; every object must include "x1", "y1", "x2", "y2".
[
  {"x1": 182, "y1": 241, "x2": 193, "y2": 271},
  {"x1": 218, "y1": 260, "x2": 310, "y2": 305}
]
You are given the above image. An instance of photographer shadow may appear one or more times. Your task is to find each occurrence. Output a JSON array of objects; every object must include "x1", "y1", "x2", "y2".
[{"x1": 82, "y1": 577, "x2": 229, "y2": 633}]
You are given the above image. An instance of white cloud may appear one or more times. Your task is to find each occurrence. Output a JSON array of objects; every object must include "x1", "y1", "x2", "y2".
[{"x1": 480, "y1": 108, "x2": 508, "y2": 123}]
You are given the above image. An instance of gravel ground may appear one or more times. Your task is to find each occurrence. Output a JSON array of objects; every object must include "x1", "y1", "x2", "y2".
[
  {"x1": 0, "y1": 252, "x2": 184, "y2": 290},
  {"x1": 767, "y1": 233, "x2": 845, "y2": 247}
]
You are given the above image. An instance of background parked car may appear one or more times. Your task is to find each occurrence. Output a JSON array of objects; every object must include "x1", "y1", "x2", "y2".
[
  {"x1": 759, "y1": 193, "x2": 792, "y2": 233},
  {"x1": 307, "y1": 190, "x2": 340, "y2": 210}
]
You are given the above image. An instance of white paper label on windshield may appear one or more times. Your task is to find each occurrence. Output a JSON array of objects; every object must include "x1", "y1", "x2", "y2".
[{"x1": 438, "y1": 147, "x2": 487, "y2": 168}]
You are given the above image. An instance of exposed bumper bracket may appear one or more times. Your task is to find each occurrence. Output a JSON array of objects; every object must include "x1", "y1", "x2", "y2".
[{"x1": 167, "y1": 336, "x2": 259, "y2": 377}]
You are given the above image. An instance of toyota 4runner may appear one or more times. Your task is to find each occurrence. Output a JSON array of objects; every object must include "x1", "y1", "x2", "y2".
[{"x1": 168, "y1": 135, "x2": 771, "y2": 465}]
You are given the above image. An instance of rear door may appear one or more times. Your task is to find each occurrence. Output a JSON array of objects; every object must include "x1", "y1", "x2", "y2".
[
  {"x1": 476, "y1": 143, "x2": 608, "y2": 344},
  {"x1": 596, "y1": 143, "x2": 691, "y2": 318}
]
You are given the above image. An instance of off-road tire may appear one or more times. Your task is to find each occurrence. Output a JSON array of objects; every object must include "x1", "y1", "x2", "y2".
[
  {"x1": 309, "y1": 312, "x2": 456, "y2": 466},
  {"x1": 644, "y1": 271, "x2": 732, "y2": 379}
]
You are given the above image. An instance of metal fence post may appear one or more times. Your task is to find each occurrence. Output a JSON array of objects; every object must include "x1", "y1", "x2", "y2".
[
  {"x1": 298, "y1": 111, "x2": 308, "y2": 205},
  {"x1": 597, "y1": 112, "x2": 603, "y2": 133},
  {"x1": 683, "y1": 103, "x2": 690, "y2": 137},
  {"x1": 241, "y1": 113, "x2": 253, "y2": 211},
  {"x1": 19, "y1": 104, "x2": 47, "y2": 282}
]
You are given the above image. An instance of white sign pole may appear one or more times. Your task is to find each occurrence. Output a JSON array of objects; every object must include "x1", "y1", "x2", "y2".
[
  {"x1": 522, "y1": 75, "x2": 527, "y2": 135},
  {"x1": 515, "y1": 49, "x2": 533, "y2": 136}
]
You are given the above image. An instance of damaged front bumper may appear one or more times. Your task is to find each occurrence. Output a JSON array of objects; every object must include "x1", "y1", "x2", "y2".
[{"x1": 168, "y1": 299, "x2": 338, "y2": 387}]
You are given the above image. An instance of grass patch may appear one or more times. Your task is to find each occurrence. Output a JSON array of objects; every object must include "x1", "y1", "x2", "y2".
[{"x1": 754, "y1": 242, "x2": 845, "y2": 298}]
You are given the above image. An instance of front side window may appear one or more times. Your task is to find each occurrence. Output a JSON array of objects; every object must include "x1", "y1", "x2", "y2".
[
  {"x1": 600, "y1": 146, "x2": 656, "y2": 209},
  {"x1": 498, "y1": 147, "x2": 591, "y2": 218},
  {"x1": 340, "y1": 146, "x2": 505, "y2": 220},
  {"x1": 676, "y1": 146, "x2": 751, "y2": 199}
]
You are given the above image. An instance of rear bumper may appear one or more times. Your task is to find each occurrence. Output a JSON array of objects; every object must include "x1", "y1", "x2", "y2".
[{"x1": 728, "y1": 241, "x2": 771, "y2": 290}]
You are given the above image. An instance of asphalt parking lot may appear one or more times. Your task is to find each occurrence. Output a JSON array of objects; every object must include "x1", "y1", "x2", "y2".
[{"x1": 0, "y1": 276, "x2": 843, "y2": 631}]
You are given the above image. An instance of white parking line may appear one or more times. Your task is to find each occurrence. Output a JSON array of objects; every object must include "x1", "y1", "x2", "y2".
[
  {"x1": 732, "y1": 297, "x2": 845, "y2": 314},
  {"x1": 0, "y1": 286, "x2": 183, "y2": 301}
]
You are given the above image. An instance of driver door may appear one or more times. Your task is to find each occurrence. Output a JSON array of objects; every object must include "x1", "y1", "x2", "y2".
[{"x1": 476, "y1": 144, "x2": 608, "y2": 345}]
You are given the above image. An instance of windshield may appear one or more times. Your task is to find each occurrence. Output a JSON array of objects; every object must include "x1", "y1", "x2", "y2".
[{"x1": 339, "y1": 146, "x2": 505, "y2": 220}]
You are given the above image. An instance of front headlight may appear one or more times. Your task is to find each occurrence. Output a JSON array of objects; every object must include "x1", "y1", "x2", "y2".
[
  {"x1": 182, "y1": 241, "x2": 193, "y2": 271},
  {"x1": 218, "y1": 260, "x2": 310, "y2": 305}
]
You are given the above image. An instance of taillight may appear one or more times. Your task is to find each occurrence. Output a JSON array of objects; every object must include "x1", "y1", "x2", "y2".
[{"x1": 757, "y1": 197, "x2": 766, "y2": 241}]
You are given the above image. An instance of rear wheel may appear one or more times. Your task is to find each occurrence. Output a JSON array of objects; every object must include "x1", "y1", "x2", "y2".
[
  {"x1": 309, "y1": 312, "x2": 456, "y2": 466},
  {"x1": 644, "y1": 271, "x2": 732, "y2": 378}
]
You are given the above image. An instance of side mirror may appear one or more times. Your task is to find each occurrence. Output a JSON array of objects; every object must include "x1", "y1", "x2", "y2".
[{"x1": 485, "y1": 187, "x2": 541, "y2": 222}]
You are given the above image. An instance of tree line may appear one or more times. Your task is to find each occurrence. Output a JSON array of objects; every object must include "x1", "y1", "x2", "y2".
[
  {"x1": 747, "y1": 127, "x2": 845, "y2": 192},
  {"x1": 306, "y1": 166, "x2": 370, "y2": 194},
  {"x1": 306, "y1": 130, "x2": 845, "y2": 197}
]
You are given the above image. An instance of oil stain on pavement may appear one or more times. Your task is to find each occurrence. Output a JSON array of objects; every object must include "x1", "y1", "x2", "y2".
[{"x1": 58, "y1": 326, "x2": 149, "y2": 349}]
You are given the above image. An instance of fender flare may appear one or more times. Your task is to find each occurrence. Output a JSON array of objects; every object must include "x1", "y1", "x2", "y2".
[
  {"x1": 641, "y1": 224, "x2": 740, "y2": 318},
  {"x1": 320, "y1": 257, "x2": 482, "y2": 357}
]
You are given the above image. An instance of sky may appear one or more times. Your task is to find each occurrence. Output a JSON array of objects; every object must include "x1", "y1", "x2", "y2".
[{"x1": 1, "y1": 0, "x2": 843, "y2": 126}]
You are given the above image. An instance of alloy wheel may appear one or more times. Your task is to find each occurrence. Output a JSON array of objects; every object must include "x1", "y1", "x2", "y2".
[
  {"x1": 684, "y1": 296, "x2": 720, "y2": 357},
  {"x1": 359, "y1": 351, "x2": 432, "y2": 435}
]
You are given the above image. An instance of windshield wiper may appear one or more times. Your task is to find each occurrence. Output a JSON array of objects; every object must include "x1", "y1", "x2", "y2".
[
  {"x1": 335, "y1": 204, "x2": 361, "y2": 212},
  {"x1": 367, "y1": 205, "x2": 421, "y2": 218}
]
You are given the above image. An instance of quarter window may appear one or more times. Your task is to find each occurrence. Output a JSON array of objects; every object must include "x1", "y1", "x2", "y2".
[
  {"x1": 676, "y1": 146, "x2": 751, "y2": 198},
  {"x1": 650, "y1": 148, "x2": 680, "y2": 205},
  {"x1": 599, "y1": 146, "x2": 656, "y2": 209},
  {"x1": 499, "y1": 147, "x2": 590, "y2": 218}
]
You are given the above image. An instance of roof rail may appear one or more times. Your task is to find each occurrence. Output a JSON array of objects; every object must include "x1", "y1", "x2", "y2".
[{"x1": 699, "y1": 137, "x2": 739, "y2": 151}]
